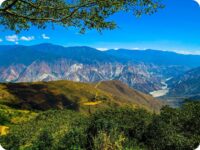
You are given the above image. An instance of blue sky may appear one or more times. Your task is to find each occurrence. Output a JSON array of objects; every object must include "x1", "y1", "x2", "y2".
[{"x1": 1, "y1": 0, "x2": 200, "y2": 54}]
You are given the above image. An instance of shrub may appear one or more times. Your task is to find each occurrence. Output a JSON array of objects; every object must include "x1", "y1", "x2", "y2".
[
  {"x1": 31, "y1": 130, "x2": 53, "y2": 150},
  {"x1": 87, "y1": 107, "x2": 152, "y2": 149},
  {"x1": 1, "y1": 134, "x2": 20, "y2": 150},
  {"x1": 145, "y1": 102, "x2": 200, "y2": 150},
  {"x1": 93, "y1": 129, "x2": 125, "y2": 150},
  {"x1": 57, "y1": 128, "x2": 87, "y2": 150},
  {"x1": 0, "y1": 111, "x2": 10, "y2": 125}
]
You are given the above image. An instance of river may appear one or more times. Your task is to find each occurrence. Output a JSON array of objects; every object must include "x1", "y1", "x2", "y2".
[{"x1": 150, "y1": 78, "x2": 171, "y2": 98}]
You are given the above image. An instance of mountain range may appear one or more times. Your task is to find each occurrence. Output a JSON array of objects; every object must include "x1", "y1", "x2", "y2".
[{"x1": 1, "y1": 43, "x2": 200, "y2": 105}]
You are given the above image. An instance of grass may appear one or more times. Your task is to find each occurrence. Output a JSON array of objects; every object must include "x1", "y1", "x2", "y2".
[{"x1": 0, "y1": 80, "x2": 163, "y2": 113}]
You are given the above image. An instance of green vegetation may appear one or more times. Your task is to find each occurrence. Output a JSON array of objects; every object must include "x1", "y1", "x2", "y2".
[
  {"x1": 0, "y1": 101, "x2": 199, "y2": 150},
  {"x1": 0, "y1": 104, "x2": 37, "y2": 125},
  {"x1": 0, "y1": 81, "x2": 199, "y2": 149},
  {"x1": 0, "y1": 0, "x2": 163, "y2": 33},
  {"x1": 0, "y1": 109, "x2": 88, "y2": 149}
]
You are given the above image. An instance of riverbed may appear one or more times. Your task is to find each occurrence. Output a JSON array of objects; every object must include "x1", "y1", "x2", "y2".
[{"x1": 150, "y1": 79, "x2": 170, "y2": 98}]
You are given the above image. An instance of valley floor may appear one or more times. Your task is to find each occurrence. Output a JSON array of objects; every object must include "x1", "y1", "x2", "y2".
[{"x1": 149, "y1": 79, "x2": 170, "y2": 97}]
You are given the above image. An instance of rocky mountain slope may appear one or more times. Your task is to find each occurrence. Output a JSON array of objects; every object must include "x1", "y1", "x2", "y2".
[
  {"x1": 167, "y1": 67, "x2": 200, "y2": 98},
  {"x1": 0, "y1": 43, "x2": 199, "y2": 93}
]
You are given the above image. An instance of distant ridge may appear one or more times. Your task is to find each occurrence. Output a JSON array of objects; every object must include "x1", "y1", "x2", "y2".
[
  {"x1": 1, "y1": 43, "x2": 200, "y2": 66},
  {"x1": 106, "y1": 48, "x2": 200, "y2": 67}
]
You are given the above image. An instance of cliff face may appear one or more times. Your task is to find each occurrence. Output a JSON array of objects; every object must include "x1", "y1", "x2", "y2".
[{"x1": 0, "y1": 59, "x2": 163, "y2": 93}]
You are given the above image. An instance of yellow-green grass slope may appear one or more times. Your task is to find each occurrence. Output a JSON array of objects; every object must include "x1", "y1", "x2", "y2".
[
  {"x1": 0, "y1": 80, "x2": 163, "y2": 113},
  {"x1": 96, "y1": 80, "x2": 164, "y2": 112}
]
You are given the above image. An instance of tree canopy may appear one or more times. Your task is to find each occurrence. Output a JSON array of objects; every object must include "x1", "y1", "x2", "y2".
[{"x1": 0, "y1": 0, "x2": 163, "y2": 33}]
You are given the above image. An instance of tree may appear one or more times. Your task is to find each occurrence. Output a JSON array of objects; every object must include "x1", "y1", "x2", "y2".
[
  {"x1": 1, "y1": 134, "x2": 20, "y2": 150},
  {"x1": 31, "y1": 130, "x2": 54, "y2": 150},
  {"x1": 58, "y1": 128, "x2": 87, "y2": 150},
  {"x1": 93, "y1": 129, "x2": 126, "y2": 150},
  {"x1": 0, "y1": 0, "x2": 163, "y2": 33},
  {"x1": 87, "y1": 108, "x2": 152, "y2": 149},
  {"x1": 0, "y1": 112, "x2": 10, "y2": 125},
  {"x1": 145, "y1": 102, "x2": 200, "y2": 150}
]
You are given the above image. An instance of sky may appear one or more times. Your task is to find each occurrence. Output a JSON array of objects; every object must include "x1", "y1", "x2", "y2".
[{"x1": 1, "y1": 0, "x2": 200, "y2": 54}]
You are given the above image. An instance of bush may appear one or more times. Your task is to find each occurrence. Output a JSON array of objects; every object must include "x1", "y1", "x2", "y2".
[
  {"x1": 87, "y1": 107, "x2": 152, "y2": 149},
  {"x1": 145, "y1": 102, "x2": 200, "y2": 150},
  {"x1": 0, "y1": 111, "x2": 10, "y2": 125},
  {"x1": 31, "y1": 130, "x2": 53, "y2": 150},
  {"x1": 93, "y1": 129, "x2": 125, "y2": 150},
  {"x1": 58, "y1": 127, "x2": 87, "y2": 150},
  {"x1": 0, "y1": 134, "x2": 20, "y2": 150},
  {"x1": 1, "y1": 102, "x2": 200, "y2": 150}
]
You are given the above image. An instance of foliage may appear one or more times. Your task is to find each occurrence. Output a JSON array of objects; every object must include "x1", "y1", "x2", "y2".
[
  {"x1": 93, "y1": 129, "x2": 126, "y2": 150},
  {"x1": 0, "y1": 134, "x2": 20, "y2": 150},
  {"x1": 87, "y1": 107, "x2": 152, "y2": 141},
  {"x1": 0, "y1": 111, "x2": 9, "y2": 125},
  {"x1": 145, "y1": 102, "x2": 200, "y2": 150},
  {"x1": 1, "y1": 101, "x2": 199, "y2": 150},
  {"x1": 85, "y1": 107, "x2": 152, "y2": 149},
  {"x1": 0, "y1": 104, "x2": 37, "y2": 125},
  {"x1": 1, "y1": 109, "x2": 88, "y2": 149},
  {"x1": 57, "y1": 127, "x2": 88, "y2": 150},
  {"x1": 0, "y1": 0, "x2": 163, "y2": 33},
  {"x1": 31, "y1": 130, "x2": 54, "y2": 150}
]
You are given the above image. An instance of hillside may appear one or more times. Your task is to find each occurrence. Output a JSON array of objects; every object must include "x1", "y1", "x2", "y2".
[
  {"x1": 0, "y1": 80, "x2": 163, "y2": 112},
  {"x1": 96, "y1": 80, "x2": 163, "y2": 111}
]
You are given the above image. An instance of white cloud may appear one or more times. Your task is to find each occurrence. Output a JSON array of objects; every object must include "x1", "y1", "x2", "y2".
[
  {"x1": 6, "y1": 35, "x2": 35, "y2": 44},
  {"x1": 96, "y1": 48, "x2": 120, "y2": 51},
  {"x1": 96, "y1": 48, "x2": 109, "y2": 51},
  {"x1": 0, "y1": 38, "x2": 2, "y2": 42},
  {"x1": 126, "y1": 48, "x2": 146, "y2": 50},
  {"x1": 20, "y1": 36, "x2": 35, "y2": 41},
  {"x1": 6, "y1": 35, "x2": 18, "y2": 42},
  {"x1": 42, "y1": 34, "x2": 50, "y2": 39},
  {"x1": 131, "y1": 47, "x2": 140, "y2": 50},
  {"x1": 172, "y1": 50, "x2": 200, "y2": 55}
]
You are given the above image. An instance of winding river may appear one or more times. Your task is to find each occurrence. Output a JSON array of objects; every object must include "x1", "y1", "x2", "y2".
[{"x1": 150, "y1": 78, "x2": 171, "y2": 98}]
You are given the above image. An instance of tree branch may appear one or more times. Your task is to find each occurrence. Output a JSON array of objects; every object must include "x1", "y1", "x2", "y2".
[{"x1": 1, "y1": 0, "x2": 19, "y2": 11}]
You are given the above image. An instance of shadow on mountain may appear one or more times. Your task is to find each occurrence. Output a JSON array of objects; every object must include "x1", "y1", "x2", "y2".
[{"x1": 4, "y1": 83, "x2": 79, "y2": 111}]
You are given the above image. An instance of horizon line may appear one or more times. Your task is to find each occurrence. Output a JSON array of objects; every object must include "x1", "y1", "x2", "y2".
[{"x1": 0, "y1": 42, "x2": 200, "y2": 56}]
